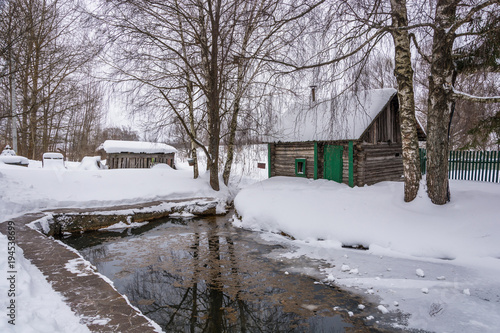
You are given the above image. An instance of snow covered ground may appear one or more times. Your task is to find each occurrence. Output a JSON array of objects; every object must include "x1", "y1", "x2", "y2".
[
  {"x1": 234, "y1": 176, "x2": 500, "y2": 332},
  {"x1": 1, "y1": 144, "x2": 499, "y2": 332}
]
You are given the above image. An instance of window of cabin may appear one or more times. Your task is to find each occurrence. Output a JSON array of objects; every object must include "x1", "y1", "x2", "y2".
[{"x1": 295, "y1": 158, "x2": 306, "y2": 177}]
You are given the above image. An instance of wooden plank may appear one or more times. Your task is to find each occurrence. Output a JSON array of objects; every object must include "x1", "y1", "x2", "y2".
[
  {"x1": 364, "y1": 170, "x2": 404, "y2": 179},
  {"x1": 495, "y1": 151, "x2": 499, "y2": 183},
  {"x1": 365, "y1": 163, "x2": 404, "y2": 171},
  {"x1": 362, "y1": 141, "x2": 402, "y2": 147},
  {"x1": 480, "y1": 151, "x2": 485, "y2": 181},
  {"x1": 364, "y1": 171, "x2": 404, "y2": 179},
  {"x1": 364, "y1": 151, "x2": 403, "y2": 156},
  {"x1": 365, "y1": 175, "x2": 403, "y2": 185},
  {"x1": 467, "y1": 151, "x2": 471, "y2": 180},
  {"x1": 274, "y1": 148, "x2": 316, "y2": 154},
  {"x1": 365, "y1": 165, "x2": 404, "y2": 172},
  {"x1": 473, "y1": 151, "x2": 477, "y2": 181},
  {"x1": 448, "y1": 151, "x2": 457, "y2": 179},
  {"x1": 274, "y1": 146, "x2": 315, "y2": 151},
  {"x1": 274, "y1": 154, "x2": 316, "y2": 160},
  {"x1": 486, "y1": 151, "x2": 491, "y2": 182},
  {"x1": 275, "y1": 144, "x2": 315, "y2": 149},
  {"x1": 489, "y1": 151, "x2": 494, "y2": 182},
  {"x1": 268, "y1": 143, "x2": 271, "y2": 178},
  {"x1": 455, "y1": 151, "x2": 465, "y2": 179},
  {"x1": 365, "y1": 160, "x2": 403, "y2": 167},
  {"x1": 464, "y1": 151, "x2": 469, "y2": 180},
  {"x1": 362, "y1": 142, "x2": 402, "y2": 148},
  {"x1": 365, "y1": 155, "x2": 403, "y2": 162}
]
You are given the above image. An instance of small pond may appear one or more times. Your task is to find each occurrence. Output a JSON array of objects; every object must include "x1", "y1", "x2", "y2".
[{"x1": 61, "y1": 213, "x2": 389, "y2": 332}]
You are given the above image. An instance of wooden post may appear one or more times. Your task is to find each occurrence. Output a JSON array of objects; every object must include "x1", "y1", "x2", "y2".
[
  {"x1": 267, "y1": 143, "x2": 272, "y2": 178},
  {"x1": 348, "y1": 141, "x2": 354, "y2": 187},
  {"x1": 314, "y1": 142, "x2": 318, "y2": 180}
]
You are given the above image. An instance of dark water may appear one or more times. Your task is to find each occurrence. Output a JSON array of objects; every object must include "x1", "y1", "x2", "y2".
[{"x1": 61, "y1": 214, "x2": 389, "y2": 333}]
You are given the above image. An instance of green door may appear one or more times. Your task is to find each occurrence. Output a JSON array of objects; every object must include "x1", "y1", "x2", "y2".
[{"x1": 324, "y1": 145, "x2": 343, "y2": 183}]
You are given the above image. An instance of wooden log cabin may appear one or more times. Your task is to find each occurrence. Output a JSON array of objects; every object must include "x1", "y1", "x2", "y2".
[
  {"x1": 269, "y1": 88, "x2": 426, "y2": 186},
  {"x1": 97, "y1": 140, "x2": 177, "y2": 169}
]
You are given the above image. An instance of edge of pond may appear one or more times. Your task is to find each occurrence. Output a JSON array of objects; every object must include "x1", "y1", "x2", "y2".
[
  {"x1": 1, "y1": 200, "x2": 412, "y2": 333},
  {"x1": 0, "y1": 198, "x2": 227, "y2": 333}
]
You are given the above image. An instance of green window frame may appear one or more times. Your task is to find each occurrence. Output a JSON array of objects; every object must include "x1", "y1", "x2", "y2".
[{"x1": 295, "y1": 158, "x2": 307, "y2": 177}]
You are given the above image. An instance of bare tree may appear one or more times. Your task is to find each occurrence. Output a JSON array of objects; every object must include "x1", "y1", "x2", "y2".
[
  {"x1": 98, "y1": 0, "x2": 326, "y2": 191},
  {"x1": 0, "y1": 0, "x2": 103, "y2": 159},
  {"x1": 426, "y1": 0, "x2": 500, "y2": 204}
]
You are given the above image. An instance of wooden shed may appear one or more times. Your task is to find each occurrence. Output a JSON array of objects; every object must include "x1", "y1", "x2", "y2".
[
  {"x1": 97, "y1": 140, "x2": 177, "y2": 169},
  {"x1": 268, "y1": 88, "x2": 426, "y2": 186}
]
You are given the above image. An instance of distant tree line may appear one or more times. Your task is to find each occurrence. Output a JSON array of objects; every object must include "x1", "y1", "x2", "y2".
[{"x1": 0, "y1": 0, "x2": 98, "y2": 161}]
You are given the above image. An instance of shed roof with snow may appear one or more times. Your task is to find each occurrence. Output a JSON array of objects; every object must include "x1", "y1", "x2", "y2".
[
  {"x1": 98, "y1": 140, "x2": 177, "y2": 154},
  {"x1": 278, "y1": 88, "x2": 402, "y2": 142},
  {"x1": 97, "y1": 140, "x2": 177, "y2": 169}
]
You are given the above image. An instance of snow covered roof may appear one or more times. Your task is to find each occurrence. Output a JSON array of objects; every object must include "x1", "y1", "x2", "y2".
[
  {"x1": 43, "y1": 152, "x2": 64, "y2": 159},
  {"x1": 98, "y1": 140, "x2": 177, "y2": 154},
  {"x1": 276, "y1": 88, "x2": 397, "y2": 142},
  {"x1": 0, "y1": 155, "x2": 29, "y2": 165}
]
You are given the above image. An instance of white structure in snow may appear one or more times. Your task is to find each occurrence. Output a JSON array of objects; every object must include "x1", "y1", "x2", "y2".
[
  {"x1": 0, "y1": 145, "x2": 29, "y2": 167},
  {"x1": 42, "y1": 152, "x2": 65, "y2": 169}
]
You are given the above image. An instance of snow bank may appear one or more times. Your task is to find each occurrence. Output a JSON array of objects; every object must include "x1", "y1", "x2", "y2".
[
  {"x1": 77, "y1": 156, "x2": 105, "y2": 171},
  {"x1": 234, "y1": 177, "x2": 500, "y2": 265},
  {"x1": 0, "y1": 164, "x2": 230, "y2": 222}
]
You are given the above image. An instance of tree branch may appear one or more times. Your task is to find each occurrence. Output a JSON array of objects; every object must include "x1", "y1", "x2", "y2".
[
  {"x1": 451, "y1": 88, "x2": 500, "y2": 103},
  {"x1": 259, "y1": 26, "x2": 390, "y2": 73},
  {"x1": 158, "y1": 89, "x2": 211, "y2": 159},
  {"x1": 449, "y1": 0, "x2": 500, "y2": 35}
]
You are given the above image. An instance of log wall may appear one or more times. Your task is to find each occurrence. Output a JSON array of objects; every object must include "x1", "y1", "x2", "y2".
[
  {"x1": 359, "y1": 97, "x2": 401, "y2": 144},
  {"x1": 270, "y1": 141, "x2": 403, "y2": 186},
  {"x1": 359, "y1": 143, "x2": 403, "y2": 185},
  {"x1": 107, "y1": 153, "x2": 175, "y2": 169},
  {"x1": 270, "y1": 142, "x2": 316, "y2": 178}
]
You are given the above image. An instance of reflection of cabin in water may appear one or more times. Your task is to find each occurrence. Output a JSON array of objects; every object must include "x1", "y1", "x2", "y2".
[
  {"x1": 97, "y1": 140, "x2": 177, "y2": 169},
  {"x1": 269, "y1": 88, "x2": 426, "y2": 186}
]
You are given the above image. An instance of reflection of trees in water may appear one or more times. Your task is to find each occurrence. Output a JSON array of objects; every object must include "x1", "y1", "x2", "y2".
[
  {"x1": 124, "y1": 220, "x2": 355, "y2": 333},
  {"x1": 81, "y1": 245, "x2": 109, "y2": 268}
]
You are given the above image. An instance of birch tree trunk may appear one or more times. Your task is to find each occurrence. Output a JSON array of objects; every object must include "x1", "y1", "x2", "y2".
[
  {"x1": 206, "y1": 0, "x2": 222, "y2": 191},
  {"x1": 177, "y1": 4, "x2": 199, "y2": 179},
  {"x1": 390, "y1": 0, "x2": 421, "y2": 202},
  {"x1": 426, "y1": 0, "x2": 457, "y2": 205},
  {"x1": 188, "y1": 80, "x2": 199, "y2": 179},
  {"x1": 222, "y1": 98, "x2": 239, "y2": 186}
]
